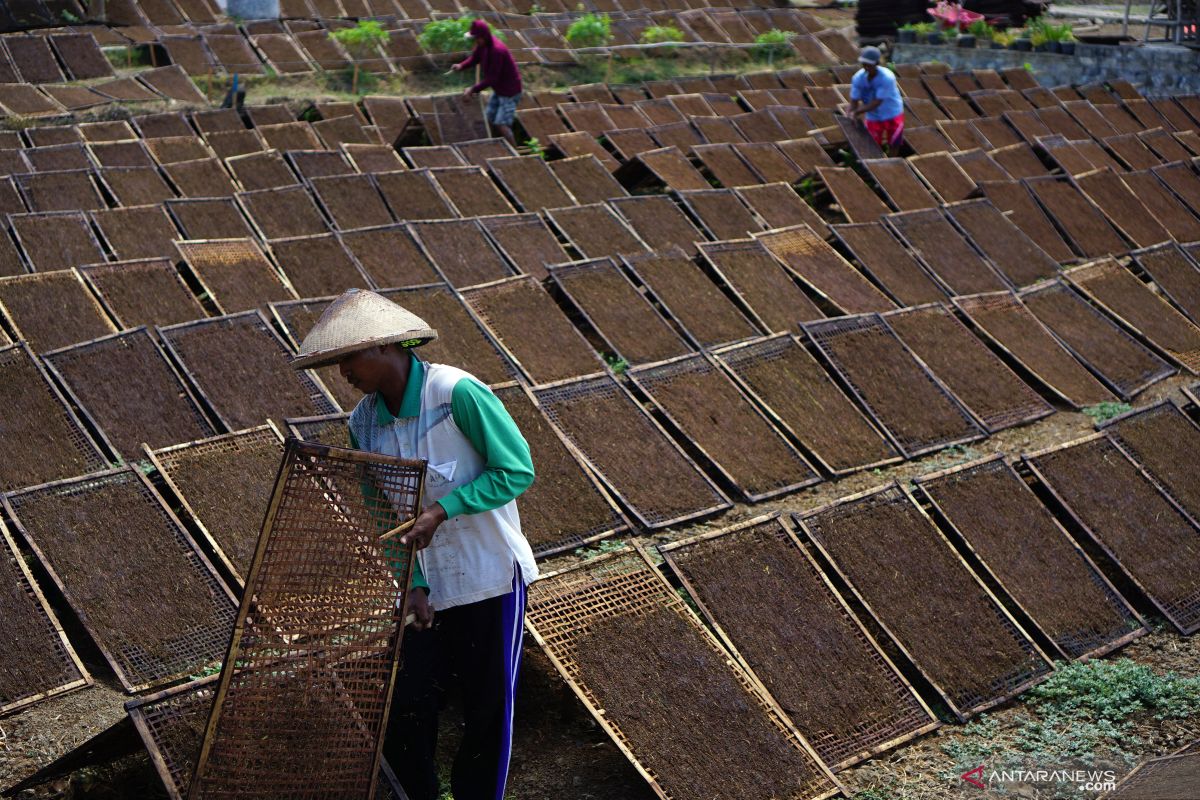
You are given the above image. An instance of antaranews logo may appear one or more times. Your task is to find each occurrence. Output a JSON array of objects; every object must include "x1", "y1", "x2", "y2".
[{"x1": 960, "y1": 764, "x2": 1117, "y2": 793}]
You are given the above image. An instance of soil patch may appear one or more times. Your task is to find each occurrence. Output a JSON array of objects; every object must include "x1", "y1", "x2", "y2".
[
  {"x1": 887, "y1": 209, "x2": 1008, "y2": 295},
  {"x1": 156, "y1": 428, "x2": 283, "y2": 582},
  {"x1": 0, "y1": 270, "x2": 115, "y2": 353},
  {"x1": 549, "y1": 205, "x2": 648, "y2": 261},
  {"x1": 46, "y1": 330, "x2": 213, "y2": 459},
  {"x1": 91, "y1": 205, "x2": 181, "y2": 261},
  {"x1": 667, "y1": 519, "x2": 933, "y2": 767},
  {"x1": 885, "y1": 305, "x2": 1051, "y2": 432},
  {"x1": 799, "y1": 486, "x2": 1052, "y2": 716},
  {"x1": 410, "y1": 220, "x2": 512, "y2": 288},
  {"x1": 11, "y1": 211, "x2": 105, "y2": 273},
  {"x1": 462, "y1": 277, "x2": 601, "y2": 384},
  {"x1": 830, "y1": 222, "x2": 947, "y2": 306},
  {"x1": 626, "y1": 249, "x2": 759, "y2": 349},
  {"x1": 756, "y1": 226, "x2": 895, "y2": 316},
  {"x1": 1068, "y1": 260, "x2": 1200, "y2": 374},
  {"x1": 6, "y1": 469, "x2": 235, "y2": 690},
  {"x1": 571, "y1": 603, "x2": 832, "y2": 800},
  {"x1": 1021, "y1": 281, "x2": 1173, "y2": 400},
  {"x1": 609, "y1": 195, "x2": 706, "y2": 257},
  {"x1": 0, "y1": 530, "x2": 85, "y2": 714},
  {"x1": 167, "y1": 198, "x2": 256, "y2": 240},
  {"x1": 0, "y1": 344, "x2": 105, "y2": 491},
  {"x1": 1027, "y1": 437, "x2": 1200, "y2": 634},
  {"x1": 955, "y1": 292, "x2": 1116, "y2": 408},
  {"x1": 372, "y1": 170, "x2": 454, "y2": 222},
  {"x1": 489, "y1": 156, "x2": 575, "y2": 211},
  {"x1": 537, "y1": 376, "x2": 724, "y2": 527},
  {"x1": 478, "y1": 214, "x2": 570, "y2": 281},
  {"x1": 309, "y1": 174, "x2": 394, "y2": 230},
  {"x1": 379, "y1": 285, "x2": 514, "y2": 385},
  {"x1": 700, "y1": 239, "x2": 824, "y2": 329},
  {"x1": 633, "y1": 355, "x2": 817, "y2": 499},
  {"x1": 338, "y1": 225, "x2": 442, "y2": 289},
  {"x1": 551, "y1": 259, "x2": 691, "y2": 365},
  {"x1": 679, "y1": 189, "x2": 763, "y2": 241},
  {"x1": 806, "y1": 317, "x2": 983, "y2": 457},
  {"x1": 716, "y1": 336, "x2": 899, "y2": 473},
  {"x1": 1104, "y1": 403, "x2": 1200, "y2": 526},
  {"x1": 918, "y1": 458, "x2": 1141, "y2": 659},
  {"x1": 493, "y1": 384, "x2": 622, "y2": 554},
  {"x1": 945, "y1": 200, "x2": 1058, "y2": 288},
  {"x1": 237, "y1": 186, "x2": 329, "y2": 239},
  {"x1": 268, "y1": 233, "x2": 369, "y2": 298},
  {"x1": 162, "y1": 313, "x2": 335, "y2": 430},
  {"x1": 177, "y1": 239, "x2": 294, "y2": 313},
  {"x1": 429, "y1": 168, "x2": 514, "y2": 217}
]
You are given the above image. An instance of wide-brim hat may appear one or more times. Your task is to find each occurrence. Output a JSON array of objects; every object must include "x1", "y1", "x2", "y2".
[{"x1": 291, "y1": 288, "x2": 438, "y2": 370}]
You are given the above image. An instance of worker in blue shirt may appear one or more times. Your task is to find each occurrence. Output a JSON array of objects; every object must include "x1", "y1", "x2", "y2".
[{"x1": 847, "y1": 46, "x2": 905, "y2": 153}]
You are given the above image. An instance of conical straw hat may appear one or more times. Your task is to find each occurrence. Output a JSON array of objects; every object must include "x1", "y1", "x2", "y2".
[{"x1": 291, "y1": 289, "x2": 438, "y2": 369}]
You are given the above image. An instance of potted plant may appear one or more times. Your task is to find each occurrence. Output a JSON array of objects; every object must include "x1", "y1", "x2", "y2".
[
  {"x1": 1010, "y1": 28, "x2": 1031, "y2": 51},
  {"x1": 965, "y1": 18, "x2": 992, "y2": 47},
  {"x1": 990, "y1": 30, "x2": 1012, "y2": 49},
  {"x1": 896, "y1": 22, "x2": 920, "y2": 44},
  {"x1": 927, "y1": 24, "x2": 945, "y2": 45},
  {"x1": 1053, "y1": 23, "x2": 1076, "y2": 54}
]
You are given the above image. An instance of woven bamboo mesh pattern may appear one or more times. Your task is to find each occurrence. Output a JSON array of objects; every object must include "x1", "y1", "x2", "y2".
[
  {"x1": 5, "y1": 469, "x2": 235, "y2": 692},
  {"x1": 804, "y1": 315, "x2": 983, "y2": 456},
  {"x1": 288, "y1": 414, "x2": 352, "y2": 449},
  {"x1": 128, "y1": 679, "x2": 408, "y2": 800},
  {"x1": 0, "y1": 524, "x2": 87, "y2": 714},
  {"x1": 1104, "y1": 752, "x2": 1200, "y2": 799},
  {"x1": 801, "y1": 486, "x2": 1051, "y2": 715},
  {"x1": 190, "y1": 441, "x2": 424, "y2": 799},
  {"x1": 918, "y1": 458, "x2": 1142, "y2": 660},
  {"x1": 526, "y1": 550, "x2": 835, "y2": 800},
  {"x1": 666, "y1": 520, "x2": 933, "y2": 768},
  {"x1": 176, "y1": 239, "x2": 272, "y2": 273}
]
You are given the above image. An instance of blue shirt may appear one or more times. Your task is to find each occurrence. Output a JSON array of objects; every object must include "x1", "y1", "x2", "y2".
[{"x1": 850, "y1": 66, "x2": 904, "y2": 121}]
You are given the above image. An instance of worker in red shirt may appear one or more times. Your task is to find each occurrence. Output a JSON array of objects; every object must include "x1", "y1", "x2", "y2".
[{"x1": 452, "y1": 19, "x2": 523, "y2": 146}]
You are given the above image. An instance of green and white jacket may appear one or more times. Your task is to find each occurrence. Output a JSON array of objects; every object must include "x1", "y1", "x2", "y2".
[{"x1": 349, "y1": 354, "x2": 538, "y2": 610}]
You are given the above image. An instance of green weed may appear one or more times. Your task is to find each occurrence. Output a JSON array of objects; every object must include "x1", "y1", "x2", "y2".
[
  {"x1": 565, "y1": 14, "x2": 612, "y2": 48},
  {"x1": 575, "y1": 538, "x2": 626, "y2": 560},
  {"x1": 1082, "y1": 402, "x2": 1132, "y2": 423}
]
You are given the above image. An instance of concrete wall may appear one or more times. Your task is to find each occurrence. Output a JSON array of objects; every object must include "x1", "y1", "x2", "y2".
[{"x1": 892, "y1": 42, "x2": 1200, "y2": 96}]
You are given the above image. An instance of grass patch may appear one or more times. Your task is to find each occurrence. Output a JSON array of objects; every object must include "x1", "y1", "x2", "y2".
[{"x1": 1083, "y1": 402, "x2": 1133, "y2": 423}]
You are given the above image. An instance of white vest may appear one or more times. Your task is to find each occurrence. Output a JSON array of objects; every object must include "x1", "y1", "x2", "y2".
[{"x1": 348, "y1": 362, "x2": 538, "y2": 609}]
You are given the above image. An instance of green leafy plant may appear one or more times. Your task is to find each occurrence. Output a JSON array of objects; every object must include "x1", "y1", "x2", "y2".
[
  {"x1": 966, "y1": 19, "x2": 993, "y2": 39},
  {"x1": 991, "y1": 29, "x2": 1015, "y2": 46},
  {"x1": 1030, "y1": 659, "x2": 1200, "y2": 722},
  {"x1": 330, "y1": 20, "x2": 390, "y2": 94},
  {"x1": 1049, "y1": 22, "x2": 1076, "y2": 43},
  {"x1": 906, "y1": 21, "x2": 939, "y2": 34},
  {"x1": 641, "y1": 25, "x2": 684, "y2": 45},
  {"x1": 524, "y1": 137, "x2": 546, "y2": 159},
  {"x1": 1083, "y1": 401, "x2": 1132, "y2": 422},
  {"x1": 565, "y1": 13, "x2": 612, "y2": 48},
  {"x1": 60, "y1": 8, "x2": 80, "y2": 22},
  {"x1": 418, "y1": 16, "x2": 475, "y2": 54},
  {"x1": 604, "y1": 353, "x2": 628, "y2": 374},
  {"x1": 753, "y1": 29, "x2": 793, "y2": 62}
]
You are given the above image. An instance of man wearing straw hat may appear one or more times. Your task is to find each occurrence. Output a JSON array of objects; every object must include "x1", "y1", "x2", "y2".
[{"x1": 292, "y1": 288, "x2": 538, "y2": 800}]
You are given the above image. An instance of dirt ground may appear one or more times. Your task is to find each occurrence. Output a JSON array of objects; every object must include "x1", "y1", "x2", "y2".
[{"x1": 5, "y1": 376, "x2": 1197, "y2": 799}]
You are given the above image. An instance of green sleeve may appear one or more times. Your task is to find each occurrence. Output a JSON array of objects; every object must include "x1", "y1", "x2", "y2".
[
  {"x1": 349, "y1": 427, "x2": 429, "y2": 592},
  {"x1": 438, "y1": 378, "x2": 535, "y2": 519}
]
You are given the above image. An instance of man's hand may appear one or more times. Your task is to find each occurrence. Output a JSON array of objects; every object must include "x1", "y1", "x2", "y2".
[
  {"x1": 407, "y1": 588, "x2": 434, "y2": 631},
  {"x1": 461, "y1": 87, "x2": 474, "y2": 102},
  {"x1": 449, "y1": 62, "x2": 463, "y2": 72},
  {"x1": 401, "y1": 502, "x2": 448, "y2": 550}
]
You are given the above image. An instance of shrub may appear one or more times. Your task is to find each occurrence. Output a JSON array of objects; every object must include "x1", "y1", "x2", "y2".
[
  {"x1": 418, "y1": 17, "x2": 474, "y2": 53},
  {"x1": 330, "y1": 20, "x2": 390, "y2": 93},
  {"x1": 1082, "y1": 401, "x2": 1132, "y2": 422},
  {"x1": 641, "y1": 25, "x2": 684, "y2": 45},
  {"x1": 753, "y1": 29, "x2": 792, "y2": 61},
  {"x1": 966, "y1": 19, "x2": 993, "y2": 39},
  {"x1": 565, "y1": 13, "x2": 612, "y2": 48}
]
